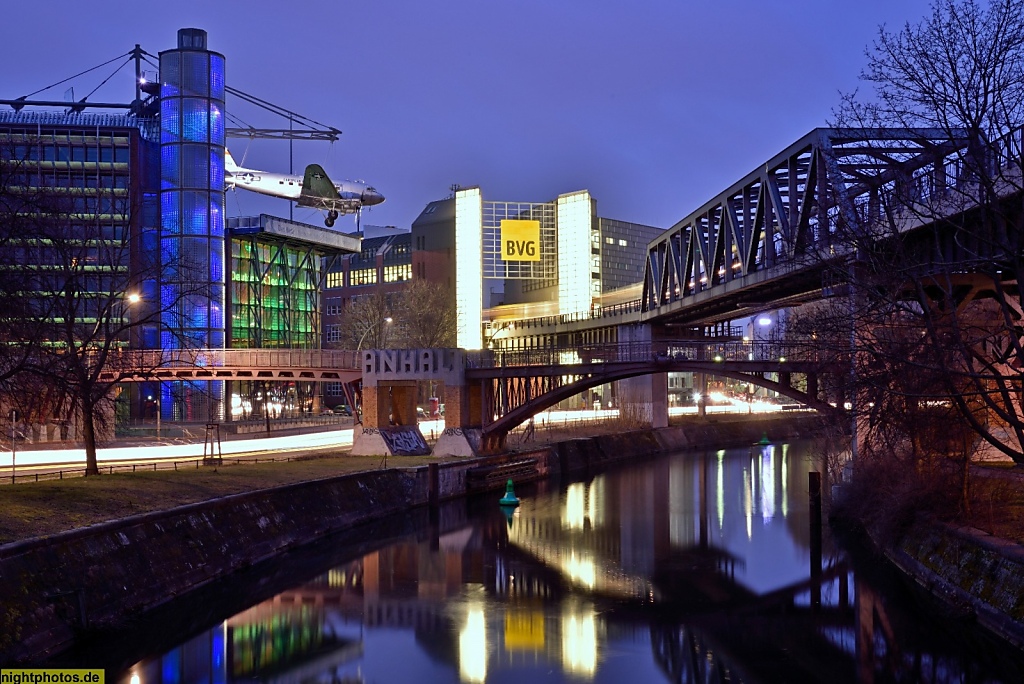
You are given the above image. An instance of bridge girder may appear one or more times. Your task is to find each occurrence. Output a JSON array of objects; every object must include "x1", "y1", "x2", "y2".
[{"x1": 639, "y1": 128, "x2": 975, "y2": 327}]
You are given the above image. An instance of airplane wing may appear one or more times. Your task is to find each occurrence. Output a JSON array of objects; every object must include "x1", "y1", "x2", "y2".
[
  {"x1": 299, "y1": 164, "x2": 340, "y2": 204},
  {"x1": 298, "y1": 163, "x2": 370, "y2": 223}
]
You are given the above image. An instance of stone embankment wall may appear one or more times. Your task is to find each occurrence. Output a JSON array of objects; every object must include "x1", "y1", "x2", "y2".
[
  {"x1": 885, "y1": 523, "x2": 1024, "y2": 649},
  {"x1": 0, "y1": 414, "x2": 827, "y2": 664}
]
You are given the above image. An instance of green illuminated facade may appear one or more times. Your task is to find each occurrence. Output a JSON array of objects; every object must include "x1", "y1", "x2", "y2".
[
  {"x1": 230, "y1": 238, "x2": 320, "y2": 348},
  {"x1": 225, "y1": 215, "x2": 359, "y2": 420}
]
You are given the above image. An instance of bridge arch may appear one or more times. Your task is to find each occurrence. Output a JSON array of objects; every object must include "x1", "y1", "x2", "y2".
[{"x1": 479, "y1": 359, "x2": 841, "y2": 442}]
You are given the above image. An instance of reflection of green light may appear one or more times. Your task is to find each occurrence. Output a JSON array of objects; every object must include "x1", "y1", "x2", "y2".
[{"x1": 565, "y1": 550, "x2": 596, "y2": 589}]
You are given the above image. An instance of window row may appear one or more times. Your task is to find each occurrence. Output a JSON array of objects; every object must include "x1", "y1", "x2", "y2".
[{"x1": 3, "y1": 145, "x2": 130, "y2": 163}]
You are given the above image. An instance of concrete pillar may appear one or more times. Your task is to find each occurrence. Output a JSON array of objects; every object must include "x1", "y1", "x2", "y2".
[
  {"x1": 617, "y1": 373, "x2": 668, "y2": 428},
  {"x1": 433, "y1": 383, "x2": 481, "y2": 457}
]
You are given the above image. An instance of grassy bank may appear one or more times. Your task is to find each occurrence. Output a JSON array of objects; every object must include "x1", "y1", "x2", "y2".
[{"x1": 0, "y1": 453, "x2": 450, "y2": 545}]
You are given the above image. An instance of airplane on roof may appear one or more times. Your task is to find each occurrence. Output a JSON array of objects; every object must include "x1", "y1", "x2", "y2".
[{"x1": 224, "y1": 150, "x2": 384, "y2": 227}]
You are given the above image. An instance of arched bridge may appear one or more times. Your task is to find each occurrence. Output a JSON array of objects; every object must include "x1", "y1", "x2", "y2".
[{"x1": 466, "y1": 341, "x2": 841, "y2": 450}]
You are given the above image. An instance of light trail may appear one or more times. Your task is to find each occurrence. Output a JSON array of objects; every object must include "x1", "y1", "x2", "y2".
[
  {"x1": 0, "y1": 427, "x2": 356, "y2": 469},
  {"x1": 0, "y1": 404, "x2": 798, "y2": 471}
]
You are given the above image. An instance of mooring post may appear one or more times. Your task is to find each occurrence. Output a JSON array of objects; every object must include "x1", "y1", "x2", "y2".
[{"x1": 809, "y1": 470, "x2": 823, "y2": 610}]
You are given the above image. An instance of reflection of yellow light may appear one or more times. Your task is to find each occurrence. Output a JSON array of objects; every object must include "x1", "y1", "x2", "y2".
[
  {"x1": 587, "y1": 480, "x2": 598, "y2": 525},
  {"x1": 505, "y1": 609, "x2": 545, "y2": 651},
  {"x1": 717, "y1": 450, "x2": 725, "y2": 530},
  {"x1": 565, "y1": 482, "x2": 586, "y2": 530},
  {"x1": 744, "y1": 466, "x2": 753, "y2": 540},
  {"x1": 565, "y1": 550, "x2": 596, "y2": 589},
  {"x1": 459, "y1": 606, "x2": 487, "y2": 683},
  {"x1": 562, "y1": 606, "x2": 597, "y2": 676}
]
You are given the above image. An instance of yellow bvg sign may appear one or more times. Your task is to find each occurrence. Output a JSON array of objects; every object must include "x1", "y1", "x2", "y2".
[{"x1": 500, "y1": 219, "x2": 540, "y2": 261}]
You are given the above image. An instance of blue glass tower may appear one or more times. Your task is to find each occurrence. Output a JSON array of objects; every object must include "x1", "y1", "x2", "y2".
[{"x1": 159, "y1": 28, "x2": 226, "y2": 419}]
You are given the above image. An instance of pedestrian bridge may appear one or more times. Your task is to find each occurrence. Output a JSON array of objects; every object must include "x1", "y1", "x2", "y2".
[{"x1": 97, "y1": 348, "x2": 362, "y2": 383}]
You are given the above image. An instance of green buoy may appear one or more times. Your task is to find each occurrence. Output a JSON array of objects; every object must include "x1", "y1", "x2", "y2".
[
  {"x1": 758, "y1": 432, "x2": 771, "y2": 446},
  {"x1": 499, "y1": 478, "x2": 520, "y2": 507}
]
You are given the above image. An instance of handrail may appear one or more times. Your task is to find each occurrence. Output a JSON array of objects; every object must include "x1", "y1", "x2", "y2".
[{"x1": 464, "y1": 339, "x2": 828, "y2": 368}]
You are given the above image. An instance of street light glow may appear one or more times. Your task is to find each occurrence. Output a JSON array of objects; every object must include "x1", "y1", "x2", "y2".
[{"x1": 356, "y1": 316, "x2": 393, "y2": 351}]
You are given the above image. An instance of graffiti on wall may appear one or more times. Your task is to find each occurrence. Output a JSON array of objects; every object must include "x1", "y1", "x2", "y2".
[{"x1": 380, "y1": 426, "x2": 430, "y2": 456}]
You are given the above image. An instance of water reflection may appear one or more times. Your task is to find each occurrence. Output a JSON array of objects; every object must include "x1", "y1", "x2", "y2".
[{"x1": 117, "y1": 441, "x2": 1024, "y2": 683}]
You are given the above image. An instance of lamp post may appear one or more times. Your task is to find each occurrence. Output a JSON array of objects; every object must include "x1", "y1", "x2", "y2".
[
  {"x1": 147, "y1": 394, "x2": 160, "y2": 438},
  {"x1": 9, "y1": 409, "x2": 17, "y2": 485},
  {"x1": 357, "y1": 316, "x2": 393, "y2": 351}
]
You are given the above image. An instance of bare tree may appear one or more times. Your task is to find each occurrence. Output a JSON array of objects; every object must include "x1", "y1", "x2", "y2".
[
  {"x1": 831, "y1": 0, "x2": 1024, "y2": 464},
  {"x1": 391, "y1": 279, "x2": 457, "y2": 349},
  {"x1": 340, "y1": 290, "x2": 396, "y2": 351},
  {"x1": 0, "y1": 135, "x2": 206, "y2": 475}
]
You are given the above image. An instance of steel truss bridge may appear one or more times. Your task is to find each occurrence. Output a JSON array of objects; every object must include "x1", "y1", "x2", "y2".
[{"x1": 493, "y1": 126, "x2": 1023, "y2": 343}]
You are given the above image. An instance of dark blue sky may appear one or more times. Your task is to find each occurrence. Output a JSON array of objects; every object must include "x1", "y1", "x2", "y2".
[{"x1": 4, "y1": 0, "x2": 932, "y2": 231}]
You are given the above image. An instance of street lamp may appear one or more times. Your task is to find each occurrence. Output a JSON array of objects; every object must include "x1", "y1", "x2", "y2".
[
  {"x1": 147, "y1": 394, "x2": 160, "y2": 438},
  {"x1": 357, "y1": 316, "x2": 392, "y2": 351}
]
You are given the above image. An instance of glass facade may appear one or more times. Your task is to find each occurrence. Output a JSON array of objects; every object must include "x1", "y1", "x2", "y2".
[
  {"x1": 159, "y1": 29, "x2": 226, "y2": 422},
  {"x1": 159, "y1": 29, "x2": 226, "y2": 351},
  {"x1": 597, "y1": 217, "x2": 665, "y2": 293},
  {"x1": 455, "y1": 188, "x2": 484, "y2": 349},
  {"x1": 0, "y1": 117, "x2": 146, "y2": 340},
  {"x1": 482, "y1": 201, "x2": 557, "y2": 282},
  {"x1": 230, "y1": 238, "x2": 321, "y2": 348},
  {"x1": 556, "y1": 191, "x2": 594, "y2": 316}
]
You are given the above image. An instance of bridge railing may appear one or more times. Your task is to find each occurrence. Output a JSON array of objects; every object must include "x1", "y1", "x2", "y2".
[
  {"x1": 466, "y1": 340, "x2": 826, "y2": 368},
  {"x1": 94, "y1": 348, "x2": 362, "y2": 373},
  {"x1": 489, "y1": 299, "x2": 646, "y2": 334}
]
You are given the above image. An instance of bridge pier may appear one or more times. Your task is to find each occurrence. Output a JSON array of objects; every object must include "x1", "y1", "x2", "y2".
[
  {"x1": 433, "y1": 382, "x2": 484, "y2": 457},
  {"x1": 618, "y1": 373, "x2": 669, "y2": 428},
  {"x1": 350, "y1": 351, "x2": 449, "y2": 457}
]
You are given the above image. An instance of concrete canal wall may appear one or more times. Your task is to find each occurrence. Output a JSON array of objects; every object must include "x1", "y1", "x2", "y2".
[
  {"x1": 885, "y1": 523, "x2": 1024, "y2": 649},
  {"x1": 0, "y1": 414, "x2": 828, "y2": 664}
]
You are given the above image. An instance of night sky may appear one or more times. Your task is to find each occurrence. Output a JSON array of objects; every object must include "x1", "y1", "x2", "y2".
[{"x1": 4, "y1": 0, "x2": 933, "y2": 231}]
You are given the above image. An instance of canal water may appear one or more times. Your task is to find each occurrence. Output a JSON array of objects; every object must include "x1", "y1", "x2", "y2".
[{"x1": 90, "y1": 440, "x2": 1024, "y2": 683}]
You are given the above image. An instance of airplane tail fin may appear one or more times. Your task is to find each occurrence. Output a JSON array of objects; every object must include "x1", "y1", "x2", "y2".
[
  {"x1": 301, "y1": 164, "x2": 341, "y2": 200},
  {"x1": 224, "y1": 150, "x2": 239, "y2": 173}
]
